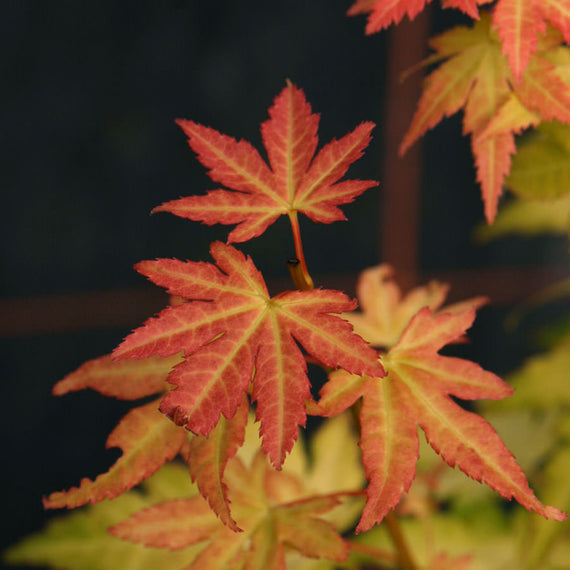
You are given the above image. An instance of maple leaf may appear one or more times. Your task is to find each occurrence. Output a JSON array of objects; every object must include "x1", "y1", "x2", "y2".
[
  {"x1": 347, "y1": 0, "x2": 487, "y2": 35},
  {"x1": 113, "y1": 241, "x2": 383, "y2": 469},
  {"x1": 44, "y1": 399, "x2": 188, "y2": 509},
  {"x1": 5, "y1": 464, "x2": 202, "y2": 570},
  {"x1": 506, "y1": 122, "x2": 570, "y2": 201},
  {"x1": 318, "y1": 306, "x2": 567, "y2": 532},
  {"x1": 110, "y1": 452, "x2": 349, "y2": 570},
  {"x1": 497, "y1": 336, "x2": 570, "y2": 411},
  {"x1": 400, "y1": 13, "x2": 570, "y2": 222},
  {"x1": 184, "y1": 393, "x2": 249, "y2": 532},
  {"x1": 44, "y1": 353, "x2": 187, "y2": 510},
  {"x1": 153, "y1": 82, "x2": 377, "y2": 245},
  {"x1": 347, "y1": 0, "x2": 570, "y2": 84},
  {"x1": 493, "y1": 0, "x2": 570, "y2": 82},
  {"x1": 52, "y1": 352, "x2": 183, "y2": 400},
  {"x1": 343, "y1": 264, "x2": 486, "y2": 348},
  {"x1": 473, "y1": 194, "x2": 570, "y2": 242}
]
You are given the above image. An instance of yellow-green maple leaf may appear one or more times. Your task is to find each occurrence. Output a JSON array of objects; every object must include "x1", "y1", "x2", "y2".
[
  {"x1": 506, "y1": 122, "x2": 570, "y2": 200},
  {"x1": 3, "y1": 464, "x2": 201, "y2": 570},
  {"x1": 473, "y1": 194, "x2": 570, "y2": 242},
  {"x1": 401, "y1": 13, "x2": 570, "y2": 223}
]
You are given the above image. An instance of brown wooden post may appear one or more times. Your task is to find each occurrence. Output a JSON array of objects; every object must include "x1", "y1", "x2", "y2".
[{"x1": 380, "y1": 10, "x2": 431, "y2": 290}]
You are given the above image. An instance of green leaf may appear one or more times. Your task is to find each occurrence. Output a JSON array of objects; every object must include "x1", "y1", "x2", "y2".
[
  {"x1": 473, "y1": 194, "x2": 570, "y2": 242},
  {"x1": 498, "y1": 337, "x2": 570, "y2": 411},
  {"x1": 3, "y1": 464, "x2": 200, "y2": 570},
  {"x1": 517, "y1": 445, "x2": 570, "y2": 570},
  {"x1": 507, "y1": 123, "x2": 570, "y2": 200}
]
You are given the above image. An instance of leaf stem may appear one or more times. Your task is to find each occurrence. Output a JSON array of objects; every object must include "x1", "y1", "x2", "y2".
[
  {"x1": 287, "y1": 210, "x2": 313, "y2": 290},
  {"x1": 385, "y1": 511, "x2": 417, "y2": 570},
  {"x1": 348, "y1": 541, "x2": 397, "y2": 566}
]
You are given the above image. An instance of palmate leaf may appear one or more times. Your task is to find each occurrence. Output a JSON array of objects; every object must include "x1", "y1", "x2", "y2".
[
  {"x1": 154, "y1": 82, "x2": 377, "y2": 243},
  {"x1": 473, "y1": 194, "x2": 570, "y2": 242},
  {"x1": 44, "y1": 399, "x2": 188, "y2": 509},
  {"x1": 318, "y1": 306, "x2": 567, "y2": 533},
  {"x1": 494, "y1": 0, "x2": 570, "y2": 82},
  {"x1": 348, "y1": 0, "x2": 570, "y2": 84},
  {"x1": 5, "y1": 464, "x2": 202, "y2": 570},
  {"x1": 184, "y1": 393, "x2": 249, "y2": 531},
  {"x1": 343, "y1": 264, "x2": 486, "y2": 348},
  {"x1": 347, "y1": 0, "x2": 487, "y2": 34},
  {"x1": 111, "y1": 452, "x2": 349, "y2": 570},
  {"x1": 52, "y1": 352, "x2": 183, "y2": 400},
  {"x1": 44, "y1": 353, "x2": 187, "y2": 510},
  {"x1": 400, "y1": 13, "x2": 570, "y2": 222},
  {"x1": 506, "y1": 122, "x2": 570, "y2": 201},
  {"x1": 8, "y1": 416, "x2": 362, "y2": 570},
  {"x1": 113, "y1": 241, "x2": 383, "y2": 469}
]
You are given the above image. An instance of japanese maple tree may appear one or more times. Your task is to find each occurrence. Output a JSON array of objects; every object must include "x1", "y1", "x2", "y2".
[{"x1": 5, "y1": 2, "x2": 570, "y2": 569}]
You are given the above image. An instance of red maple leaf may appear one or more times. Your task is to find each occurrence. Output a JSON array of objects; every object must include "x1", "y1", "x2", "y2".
[
  {"x1": 153, "y1": 82, "x2": 377, "y2": 245},
  {"x1": 348, "y1": 0, "x2": 570, "y2": 87},
  {"x1": 318, "y1": 306, "x2": 567, "y2": 532},
  {"x1": 493, "y1": 0, "x2": 570, "y2": 82},
  {"x1": 347, "y1": 0, "x2": 487, "y2": 34},
  {"x1": 113, "y1": 241, "x2": 383, "y2": 469}
]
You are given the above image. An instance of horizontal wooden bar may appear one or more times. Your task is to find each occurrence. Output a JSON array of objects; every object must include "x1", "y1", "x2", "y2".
[{"x1": 1, "y1": 266, "x2": 567, "y2": 337}]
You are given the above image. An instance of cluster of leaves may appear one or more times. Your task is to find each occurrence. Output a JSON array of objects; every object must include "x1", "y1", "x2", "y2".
[
  {"x1": 6, "y1": 81, "x2": 566, "y2": 570},
  {"x1": 350, "y1": 0, "x2": 570, "y2": 223},
  {"x1": 6, "y1": 0, "x2": 570, "y2": 565}
]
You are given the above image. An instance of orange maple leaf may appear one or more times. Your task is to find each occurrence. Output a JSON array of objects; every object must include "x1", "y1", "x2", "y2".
[
  {"x1": 347, "y1": 0, "x2": 487, "y2": 34},
  {"x1": 154, "y1": 82, "x2": 377, "y2": 245},
  {"x1": 44, "y1": 399, "x2": 187, "y2": 509},
  {"x1": 493, "y1": 0, "x2": 570, "y2": 82},
  {"x1": 347, "y1": 0, "x2": 570, "y2": 86},
  {"x1": 44, "y1": 353, "x2": 187, "y2": 509},
  {"x1": 184, "y1": 394, "x2": 249, "y2": 532},
  {"x1": 343, "y1": 263, "x2": 486, "y2": 347},
  {"x1": 51, "y1": 352, "x2": 183, "y2": 400},
  {"x1": 400, "y1": 13, "x2": 570, "y2": 222},
  {"x1": 110, "y1": 451, "x2": 349, "y2": 569},
  {"x1": 113, "y1": 241, "x2": 383, "y2": 468},
  {"x1": 318, "y1": 298, "x2": 566, "y2": 531}
]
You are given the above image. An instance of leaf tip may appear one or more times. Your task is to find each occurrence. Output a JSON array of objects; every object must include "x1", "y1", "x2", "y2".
[{"x1": 542, "y1": 505, "x2": 568, "y2": 522}]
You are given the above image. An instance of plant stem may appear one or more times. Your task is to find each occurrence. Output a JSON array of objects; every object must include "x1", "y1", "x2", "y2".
[
  {"x1": 287, "y1": 210, "x2": 313, "y2": 290},
  {"x1": 348, "y1": 541, "x2": 397, "y2": 566},
  {"x1": 287, "y1": 259, "x2": 311, "y2": 291},
  {"x1": 385, "y1": 511, "x2": 417, "y2": 570}
]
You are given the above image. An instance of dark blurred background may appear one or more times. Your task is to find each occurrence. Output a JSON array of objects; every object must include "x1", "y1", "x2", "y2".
[{"x1": 1, "y1": 2, "x2": 568, "y2": 567}]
